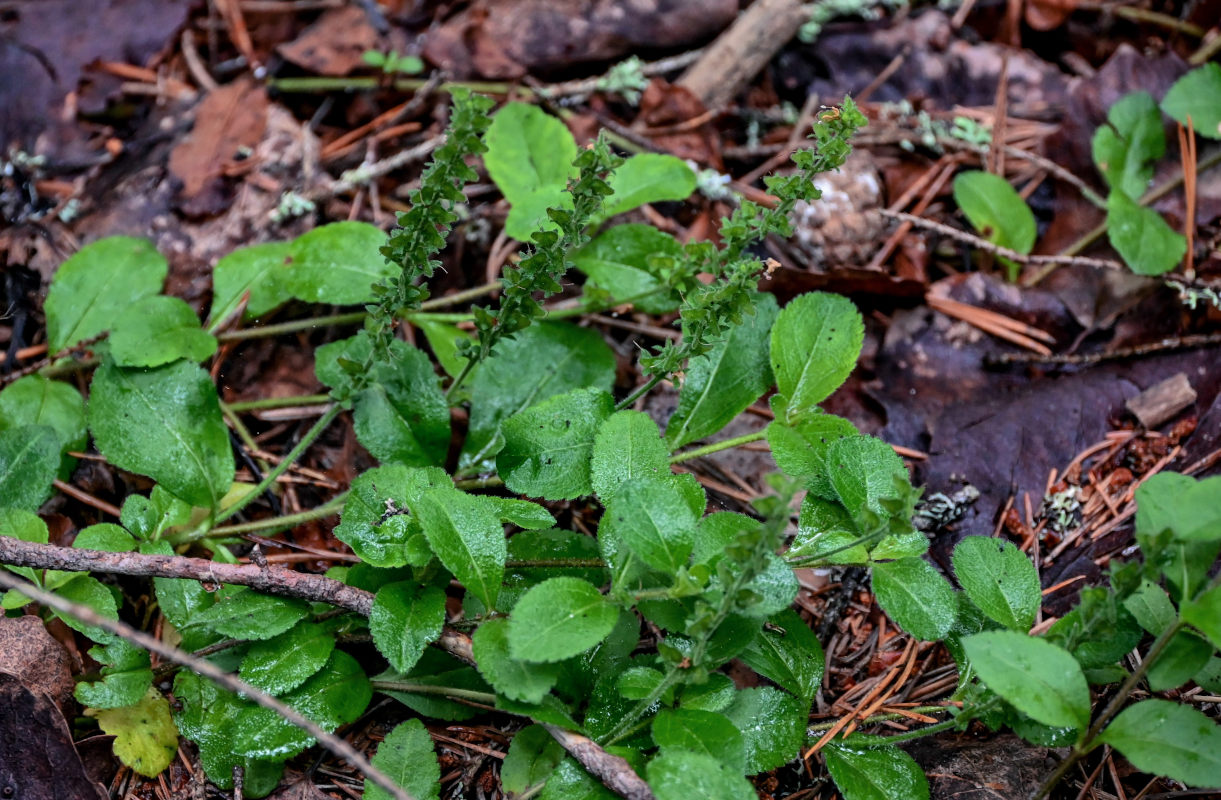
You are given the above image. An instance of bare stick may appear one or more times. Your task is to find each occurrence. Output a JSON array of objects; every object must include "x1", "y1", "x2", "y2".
[
  {"x1": 544, "y1": 726, "x2": 655, "y2": 800},
  {"x1": 0, "y1": 537, "x2": 376, "y2": 615},
  {"x1": 0, "y1": 569, "x2": 413, "y2": 800},
  {"x1": 677, "y1": 0, "x2": 808, "y2": 110}
]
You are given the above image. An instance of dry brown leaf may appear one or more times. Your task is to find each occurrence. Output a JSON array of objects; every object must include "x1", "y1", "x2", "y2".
[
  {"x1": 168, "y1": 77, "x2": 268, "y2": 217},
  {"x1": 277, "y1": 5, "x2": 379, "y2": 77}
]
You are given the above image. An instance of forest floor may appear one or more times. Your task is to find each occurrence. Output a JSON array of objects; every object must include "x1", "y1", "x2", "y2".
[{"x1": 2, "y1": 1, "x2": 1220, "y2": 799}]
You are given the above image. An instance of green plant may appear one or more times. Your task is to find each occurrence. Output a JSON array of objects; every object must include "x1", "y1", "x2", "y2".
[
  {"x1": 362, "y1": 49, "x2": 425, "y2": 77},
  {"x1": 3, "y1": 87, "x2": 1218, "y2": 800},
  {"x1": 954, "y1": 63, "x2": 1221, "y2": 281}
]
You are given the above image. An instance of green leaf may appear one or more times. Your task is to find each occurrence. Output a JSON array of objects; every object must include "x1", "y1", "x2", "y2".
[
  {"x1": 667, "y1": 293, "x2": 779, "y2": 448},
  {"x1": 462, "y1": 323, "x2": 616, "y2": 473},
  {"x1": 109, "y1": 295, "x2": 217, "y2": 367},
  {"x1": 572, "y1": 224, "x2": 681, "y2": 314},
  {"x1": 498, "y1": 388, "x2": 614, "y2": 500},
  {"x1": 0, "y1": 374, "x2": 87, "y2": 469},
  {"x1": 1162, "y1": 63, "x2": 1221, "y2": 140},
  {"x1": 0, "y1": 425, "x2": 59, "y2": 511},
  {"x1": 951, "y1": 537, "x2": 1041, "y2": 631},
  {"x1": 364, "y1": 718, "x2": 441, "y2": 800},
  {"x1": 770, "y1": 292, "x2": 864, "y2": 423},
  {"x1": 172, "y1": 671, "x2": 283, "y2": 791},
  {"x1": 1135, "y1": 472, "x2": 1221, "y2": 542},
  {"x1": 284, "y1": 221, "x2": 395, "y2": 305},
  {"x1": 333, "y1": 465, "x2": 448, "y2": 567},
  {"x1": 233, "y1": 650, "x2": 372, "y2": 759},
  {"x1": 1183, "y1": 584, "x2": 1221, "y2": 650},
  {"x1": 789, "y1": 496, "x2": 869, "y2": 565},
  {"x1": 1146, "y1": 630, "x2": 1212, "y2": 691},
  {"x1": 962, "y1": 631, "x2": 1090, "y2": 730},
  {"x1": 766, "y1": 412, "x2": 858, "y2": 490},
  {"x1": 188, "y1": 586, "x2": 310, "y2": 640},
  {"x1": 595, "y1": 153, "x2": 695, "y2": 222},
  {"x1": 680, "y1": 674, "x2": 737, "y2": 712},
  {"x1": 472, "y1": 616, "x2": 560, "y2": 703},
  {"x1": 723, "y1": 686, "x2": 806, "y2": 774},
  {"x1": 0, "y1": 508, "x2": 48, "y2": 595},
  {"x1": 1099, "y1": 700, "x2": 1221, "y2": 788},
  {"x1": 953, "y1": 170, "x2": 1036, "y2": 278},
  {"x1": 1123, "y1": 579, "x2": 1177, "y2": 633},
  {"x1": 827, "y1": 435, "x2": 909, "y2": 517},
  {"x1": 209, "y1": 241, "x2": 293, "y2": 324},
  {"x1": 54, "y1": 575, "x2": 119, "y2": 642},
  {"x1": 502, "y1": 725, "x2": 565, "y2": 795},
  {"x1": 491, "y1": 498, "x2": 556, "y2": 531},
  {"x1": 123, "y1": 486, "x2": 192, "y2": 542},
  {"x1": 86, "y1": 687, "x2": 178, "y2": 777},
  {"x1": 484, "y1": 103, "x2": 578, "y2": 240},
  {"x1": 740, "y1": 609, "x2": 824, "y2": 702},
  {"x1": 538, "y1": 758, "x2": 618, "y2": 800},
  {"x1": 370, "y1": 582, "x2": 446, "y2": 674},
  {"x1": 379, "y1": 651, "x2": 492, "y2": 722},
  {"x1": 507, "y1": 577, "x2": 618, "y2": 663},
  {"x1": 646, "y1": 749, "x2": 755, "y2": 800},
  {"x1": 652, "y1": 708, "x2": 747, "y2": 774},
  {"x1": 871, "y1": 557, "x2": 957, "y2": 641},
  {"x1": 88, "y1": 359, "x2": 234, "y2": 510},
  {"x1": 74, "y1": 524, "x2": 136, "y2": 552},
  {"x1": 415, "y1": 487, "x2": 505, "y2": 610},
  {"x1": 1092, "y1": 92, "x2": 1164, "y2": 200},
  {"x1": 602, "y1": 477, "x2": 697, "y2": 573},
  {"x1": 45, "y1": 236, "x2": 167, "y2": 351},
  {"x1": 354, "y1": 342, "x2": 450, "y2": 467},
  {"x1": 417, "y1": 320, "x2": 475, "y2": 380},
  {"x1": 823, "y1": 741, "x2": 930, "y2": 800},
  {"x1": 240, "y1": 622, "x2": 336, "y2": 695},
  {"x1": 591, "y1": 411, "x2": 671, "y2": 500},
  {"x1": 1106, "y1": 191, "x2": 1186, "y2": 276},
  {"x1": 75, "y1": 640, "x2": 152, "y2": 709}
]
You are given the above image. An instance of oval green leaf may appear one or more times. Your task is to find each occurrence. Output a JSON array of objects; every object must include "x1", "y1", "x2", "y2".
[
  {"x1": 507, "y1": 577, "x2": 618, "y2": 663},
  {"x1": 961, "y1": 630, "x2": 1090, "y2": 730},
  {"x1": 951, "y1": 536, "x2": 1041, "y2": 631}
]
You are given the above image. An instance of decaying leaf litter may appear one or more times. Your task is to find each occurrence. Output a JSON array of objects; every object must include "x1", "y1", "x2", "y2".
[{"x1": 2, "y1": 1, "x2": 1221, "y2": 799}]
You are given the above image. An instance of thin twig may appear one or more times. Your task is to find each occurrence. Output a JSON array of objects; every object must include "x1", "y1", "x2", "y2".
[{"x1": 0, "y1": 569, "x2": 413, "y2": 800}]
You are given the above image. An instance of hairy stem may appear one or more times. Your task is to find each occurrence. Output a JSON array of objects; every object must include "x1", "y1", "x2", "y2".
[
  {"x1": 615, "y1": 375, "x2": 664, "y2": 411},
  {"x1": 669, "y1": 429, "x2": 767, "y2": 464},
  {"x1": 193, "y1": 493, "x2": 349, "y2": 540},
  {"x1": 369, "y1": 681, "x2": 498, "y2": 706},
  {"x1": 224, "y1": 394, "x2": 331, "y2": 413},
  {"x1": 213, "y1": 403, "x2": 343, "y2": 526}
]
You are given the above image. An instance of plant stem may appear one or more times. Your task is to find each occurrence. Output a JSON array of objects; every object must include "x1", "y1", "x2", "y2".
[
  {"x1": 669, "y1": 429, "x2": 767, "y2": 464},
  {"x1": 197, "y1": 493, "x2": 349, "y2": 540},
  {"x1": 1024, "y1": 145, "x2": 1221, "y2": 287},
  {"x1": 505, "y1": 558, "x2": 606, "y2": 568},
  {"x1": 453, "y1": 475, "x2": 505, "y2": 490},
  {"x1": 615, "y1": 375, "x2": 664, "y2": 411},
  {"x1": 225, "y1": 394, "x2": 332, "y2": 413},
  {"x1": 1029, "y1": 619, "x2": 1186, "y2": 800},
  {"x1": 212, "y1": 404, "x2": 343, "y2": 526},
  {"x1": 602, "y1": 670, "x2": 683, "y2": 746},
  {"x1": 268, "y1": 76, "x2": 532, "y2": 96},
  {"x1": 445, "y1": 358, "x2": 478, "y2": 401},
  {"x1": 218, "y1": 312, "x2": 366, "y2": 342},
  {"x1": 369, "y1": 680, "x2": 499, "y2": 706}
]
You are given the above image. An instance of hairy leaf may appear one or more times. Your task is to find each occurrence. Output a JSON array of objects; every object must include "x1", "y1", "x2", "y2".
[
  {"x1": 209, "y1": 241, "x2": 293, "y2": 324},
  {"x1": 508, "y1": 577, "x2": 618, "y2": 663},
  {"x1": 1099, "y1": 700, "x2": 1221, "y2": 787},
  {"x1": 871, "y1": 557, "x2": 957, "y2": 641},
  {"x1": 365, "y1": 718, "x2": 441, "y2": 800},
  {"x1": 45, "y1": 236, "x2": 167, "y2": 351},
  {"x1": 572, "y1": 224, "x2": 681, "y2": 314},
  {"x1": 951, "y1": 537, "x2": 1041, "y2": 631},
  {"x1": 88, "y1": 359, "x2": 234, "y2": 510},
  {"x1": 284, "y1": 221, "x2": 395, "y2": 305},
  {"x1": 770, "y1": 292, "x2": 863, "y2": 423},
  {"x1": 371, "y1": 583, "x2": 446, "y2": 675},
  {"x1": 484, "y1": 102, "x2": 578, "y2": 240},
  {"x1": 962, "y1": 631, "x2": 1090, "y2": 730},
  {"x1": 646, "y1": 749, "x2": 755, "y2": 800},
  {"x1": 240, "y1": 622, "x2": 336, "y2": 695},
  {"x1": 652, "y1": 708, "x2": 746, "y2": 774},
  {"x1": 823, "y1": 741, "x2": 930, "y2": 800},
  {"x1": 188, "y1": 586, "x2": 310, "y2": 641},
  {"x1": 0, "y1": 425, "x2": 59, "y2": 512},
  {"x1": 353, "y1": 342, "x2": 450, "y2": 467},
  {"x1": 591, "y1": 411, "x2": 671, "y2": 500},
  {"x1": 498, "y1": 388, "x2": 614, "y2": 500},
  {"x1": 108, "y1": 295, "x2": 217, "y2": 367},
  {"x1": 333, "y1": 465, "x2": 448, "y2": 567},
  {"x1": 740, "y1": 609, "x2": 824, "y2": 702},
  {"x1": 472, "y1": 616, "x2": 561, "y2": 703},
  {"x1": 723, "y1": 686, "x2": 806, "y2": 774},
  {"x1": 667, "y1": 293, "x2": 778, "y2": 448},
  {"x1": 415, "y1": 487, "x2": 506, "y2": 610},
  {"x1": 602, "y1": 477, "x2": 697, "y2": 573},
  {"x1": 501, "y1": 725, "x2": 564, "y2": 795}
]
